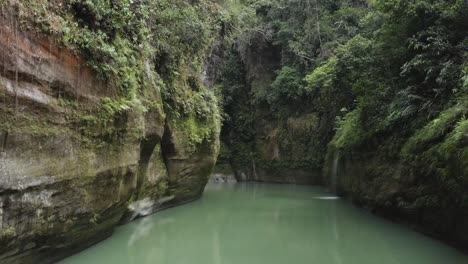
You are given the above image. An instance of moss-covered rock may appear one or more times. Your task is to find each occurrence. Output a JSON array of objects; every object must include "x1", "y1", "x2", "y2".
[
  {"x1": 0, "y1": 0, "x2": 225, "y2": 263},
  {"x1": 325, "y1": 97, "x2": 468, "y2": 248}
]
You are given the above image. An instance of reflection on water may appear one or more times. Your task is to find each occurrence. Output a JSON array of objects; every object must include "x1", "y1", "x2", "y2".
[{"x1": 60, "y1": 183, "x2": 468, "y2": 264}]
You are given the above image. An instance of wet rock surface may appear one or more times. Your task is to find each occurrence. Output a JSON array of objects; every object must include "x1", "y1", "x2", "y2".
[
  {"x1": 324, "y1": 150, "x2": 468, "y2": 252},
  {"x1": 0, "y1": 18, "x2": 219, "y2": 264}
]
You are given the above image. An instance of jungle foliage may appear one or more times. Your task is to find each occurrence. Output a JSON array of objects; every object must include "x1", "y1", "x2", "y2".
[
  {"x1": 219, "y1": 0, "x2": 468, "y2": 183},
  {"x1": 219, "y1": 0, "x2": 370, "y2": 170}
]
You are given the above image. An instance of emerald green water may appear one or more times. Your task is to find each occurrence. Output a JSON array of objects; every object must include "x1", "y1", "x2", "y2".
[{"x1": 60, "y1": 183, "x2": 468, "y2": 264}]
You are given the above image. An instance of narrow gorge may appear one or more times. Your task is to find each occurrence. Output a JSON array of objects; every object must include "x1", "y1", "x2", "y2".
[{"x1": 0, "y1": 0, "x2": 467, "y2": 263}]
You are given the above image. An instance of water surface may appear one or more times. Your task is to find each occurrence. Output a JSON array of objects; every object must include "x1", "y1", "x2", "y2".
[{"x1": 60, "y1": 183, "x2": 468, "y2": 264}]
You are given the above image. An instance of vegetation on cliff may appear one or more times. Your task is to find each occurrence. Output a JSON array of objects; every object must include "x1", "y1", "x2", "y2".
[
  {"x1": 0, "y1": 0, "x2": 226, "y2": 153},
  {"x1": 2, "y1": 0, "x2": 465, "y2": 202},
  {"x1": 326, "y1": 0, "x2": 467, "y2": 211},
  {"x1": 219, "y1": 0, "x2": 466, "y2": 180},
  {"x1": 0, "y1": 0, "x2": 467, "y2": 259},
  {"x1": 218, "y1": 0, "x2": 468, "y2": 245},
  {"x1": 219, "y1": 0, "x2": 369, "y2": 175},
  {"x1": 0, "y1": 2, "x2": 235, "y2": 262}
]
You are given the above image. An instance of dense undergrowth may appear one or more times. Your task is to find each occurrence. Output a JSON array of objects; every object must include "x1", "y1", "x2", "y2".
[
  {"x1": 217, "y1": 0, "x2": 468, "y2": 241},
  {"x1": 219, "y1": 0, "x2": 467, "y2": 186},
  {"x1": 219, "y1": 0, "x2": 369, "y2": 172},
  {"x1": 326, "y1": 1, "x2": 468, "y2": 210}
]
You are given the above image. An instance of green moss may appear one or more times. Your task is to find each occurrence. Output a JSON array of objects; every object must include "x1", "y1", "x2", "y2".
[
  {"x1": 435, "y1": 118, "x2": 468, "y2": 159},
  {"x1": 305, "y1": 57, "x2": 338, "y2": 93},
  {"x1": 410, "y1": 115, "x2": 468, "y2": 183},
  {"x1": 170, "y1": 111, "x2": 220, "y2": 155},
  {"x1": 258, "y1": 66, "x2": 307, "y2": 105},
  {"x1": 0, "y1": 109, "x2": 68, "y2": 137},
  {"x1": 332, "y1": 108, "x2": 365, "y2": 151},
  {"x1": 401, "y1": 99, "x2": 468, "y2": 158},
  {"x1": 0, "y1": 0, "x2": 225, "y2": 182},
  {"x1": 1, "y1": 227, "x2": 17, "y2": 238},
  {"x1": 137, "y1": 144, "x2": 170, "y2": 200},
  {"x1": 70, "y1": 98, "x2": 145, "y2": 149}
]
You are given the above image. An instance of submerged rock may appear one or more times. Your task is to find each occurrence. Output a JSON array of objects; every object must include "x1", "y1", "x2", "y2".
[{"x1": 209, "y1": 173, "x2": 237, "y2": 184}]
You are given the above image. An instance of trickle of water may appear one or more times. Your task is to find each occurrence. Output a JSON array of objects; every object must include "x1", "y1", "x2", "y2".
[
  {"x1": 251, "y1": 156, "x2": 258, "y2": 181},
  {"x1": 14, "y1": 14, "x2": 19, "y2": 113},
  {"x1": 314, "y1": 196, "x2": 340, "y2": 200},
  {"x1": 330, "y1": 151, "x2": 340, "y2": 194}
]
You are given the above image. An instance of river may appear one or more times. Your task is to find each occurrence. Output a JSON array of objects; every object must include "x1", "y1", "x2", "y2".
[{"x1": 60, "y1": 183, "x2": 468, "y2": 264}]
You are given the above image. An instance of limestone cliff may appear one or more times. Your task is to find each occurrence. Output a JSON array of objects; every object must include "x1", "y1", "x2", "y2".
[
  {"x1": 0, "y1": 1, "x2": 222, "y2": 263},
  {"x1": 218, "y1": 0, "x2": 467, "y2": 252},
  {"x1": 324, "y1": 99, "x2": 468, "y2": 249},
  {"x1": 219, "y1": 38, "x2": 342, "y2": 184}
]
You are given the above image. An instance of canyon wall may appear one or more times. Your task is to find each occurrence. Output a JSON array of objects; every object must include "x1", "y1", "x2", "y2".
[
  {"x1": 218, "y1": 0, "x2": 467, "y2": 251},
  {"x1": 324, "y1": 99, "x2": 468, "y2": 249},
  {"x1": 0, "y1": 1, "x2": 223, "y2": 263}
]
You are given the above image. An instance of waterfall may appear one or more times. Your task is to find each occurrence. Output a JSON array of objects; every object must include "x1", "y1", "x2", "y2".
[
  {"x1": 13, "y1": 9, "x2": 19, "y2": 115},
  {"x1": 330, "y1": 151, "x2": 340, "y2": 194},
  {"x1": 251, "y1": 155, "x2": 258, "y2": 181}
]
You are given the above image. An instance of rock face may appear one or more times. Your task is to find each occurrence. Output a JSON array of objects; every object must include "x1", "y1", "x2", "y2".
[
  {"x1": 218, "y1": 5, "x2": 467, "y2": 251},
  {"x1": 325, "y1": 138, "x2": 468, "y2": 250},
  {"x1": 219, "y1": 40, "x2": 340, "y2": 185},
  {"x1": 0, "y1": 12, "x2": 219, "y2": 264}
]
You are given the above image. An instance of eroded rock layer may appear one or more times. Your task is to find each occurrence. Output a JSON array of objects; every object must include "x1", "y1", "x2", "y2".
[{"x1": 0, "y1": 1, "x2": 222, "y2": 262}]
